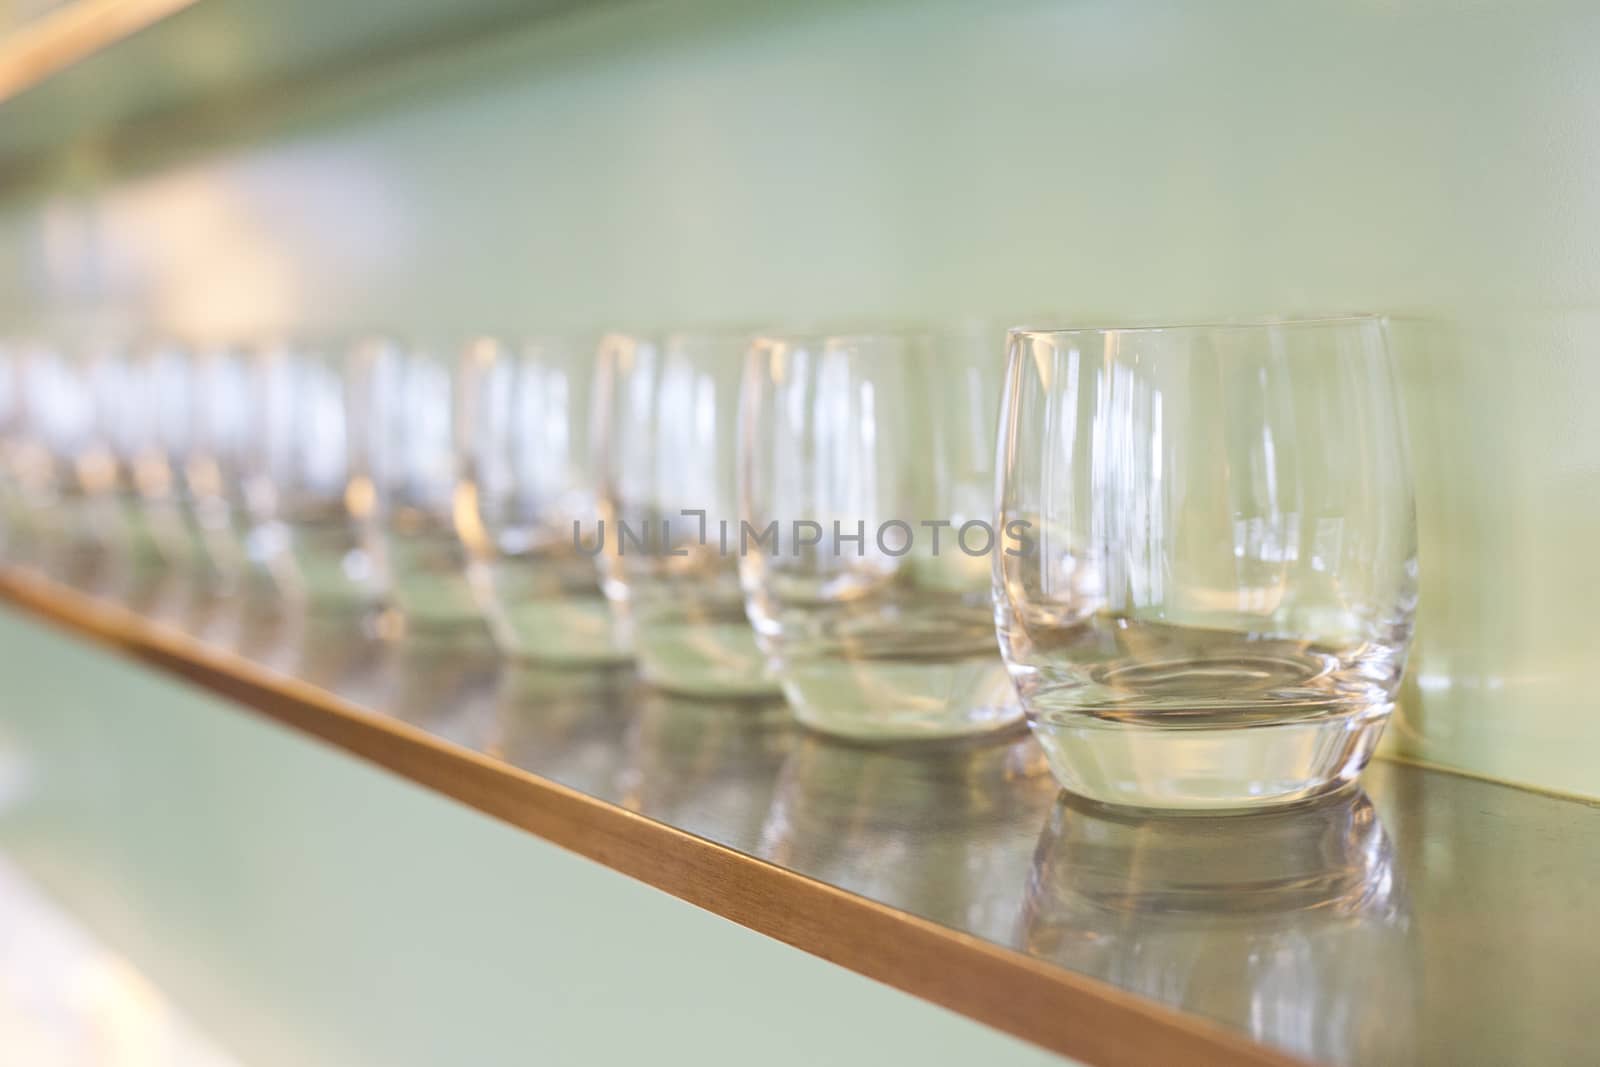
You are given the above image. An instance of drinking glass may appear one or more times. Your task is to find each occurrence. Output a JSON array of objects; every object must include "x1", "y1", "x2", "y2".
[
  {"x1": 72, "y1": 340, "x2": 194, "y2": 601},
  {"x1": 184, "y1": 343, "x2": 256, "y2": 587},
  {"x1": 995, "y1": 317, "x2": 1417, "y2": 810},
  {"x1": 125, "y1": 340, "x2": 226, "y2": 584},
  {"x1": 5, "y1": 342, "x2": 95, "y2": 574},
  {"x1": 1, "y1": 342, "x2": 50, "y2": 567},
  {"x1": 350, "y1": 336, "x2": 483, "y2": 635},
  {"x1": 456, "y1": 335, "x2": 629, "y2": 662},
  {"x1": 739, "y1": 330, "x2": 1021, "y2": 740},
  {"x1": 595, "y1": 331, "x2": 775, "y2": 696},
  {"x1": 247, "y1": 339, "x2": 380, "y2": 612},
  {"x1": 0, "y1": 342, "x2": 21, "y2": 558}
]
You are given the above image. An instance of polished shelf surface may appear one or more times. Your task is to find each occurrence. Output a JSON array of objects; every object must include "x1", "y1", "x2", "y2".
[{"x1": 2, "y1": 565, "x2": 1596, "y2": 1067}]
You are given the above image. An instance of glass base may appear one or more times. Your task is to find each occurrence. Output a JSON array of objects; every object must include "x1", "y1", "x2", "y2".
[
  {"x1": 491, "y1": 598, "x2": 633, "y2": 666},
  {"x1": 779, "y1": 654, "x2": 1022, "y2": 742},
  {"x1": 635, "y1": 622, "x2": 780, "y2": 699},
  {"x1": 1028, "y1": 703, "x2": 1391, "y2": 812},
  {"x1": 382, "y1": 606, "x2": 495, "y2": 646}
]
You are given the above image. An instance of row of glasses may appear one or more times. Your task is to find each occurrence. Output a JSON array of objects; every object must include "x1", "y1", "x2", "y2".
[
  {"x1": 0, "y1": 338, "x2": 360, "y2": 610},
  {"x1": 0, "y1": 316, "x2": 1417, "y2": 812},
  {"x1": 5, "y1": 340, "x2": 172, "y2": 588}
]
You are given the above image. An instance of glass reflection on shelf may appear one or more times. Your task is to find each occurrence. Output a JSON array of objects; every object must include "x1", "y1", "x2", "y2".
[
  {"x1": 228, "y1": 593, "x2": 388, "y2": 704},
  {"x1": 1017, "y1": 789, "x2": 1416, "y2": 1066},
  {"x1": 490, "y1": 663, "x2": 639, "y2": 800},
  {"x1": 759, "y1": 728, "x2": 1052, "y2": 939},
  {"x1": 370, "y1": 635, "x2": 502, "y2": 745},
  {"x1": 618, "y1": 691, "x2": 791, "y2": 846}
]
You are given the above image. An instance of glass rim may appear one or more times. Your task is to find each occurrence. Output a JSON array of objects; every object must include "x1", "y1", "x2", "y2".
[
  {"x1": 750, "y1": 329, "x2": 930, "y2": 349},
  {"x1": 596, "y1": 324, "x2": 771, "y2": 344},
  {"x1": 1007, "y1": 313, "x2": 1383, "y2": 339},
  {"x1": 661, "y1": 326, "x2": 769, "y2": 347}
]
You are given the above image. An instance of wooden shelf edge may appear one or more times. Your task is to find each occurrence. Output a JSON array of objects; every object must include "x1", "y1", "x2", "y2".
[
  {"x1": 0, "y1": 0, "x2": 202, "y2": 105},
  {"x1": 0, "y1": 568, "x2": 1310, "y2": 1067}
]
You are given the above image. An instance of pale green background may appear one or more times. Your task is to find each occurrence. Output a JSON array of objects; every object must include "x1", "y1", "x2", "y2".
[{"x1": 1, "y1": 0, "x2": 1593, "y2": 796}]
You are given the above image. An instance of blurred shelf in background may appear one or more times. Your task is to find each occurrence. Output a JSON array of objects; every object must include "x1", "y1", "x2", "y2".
[{"x1": 0, "y1": 0, "x2": 591, "y2": 180}]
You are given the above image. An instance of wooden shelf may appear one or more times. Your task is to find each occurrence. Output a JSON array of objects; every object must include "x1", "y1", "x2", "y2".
[
  {"x1": 2, "y1": 565, "x2": 1597, "y2": 1067},
  {"x1": 0, "y1": 0, "x2": 586, "y2": 180},
  {"x1": 0, "y1": 0, "x2": 200, "y2": 107}
]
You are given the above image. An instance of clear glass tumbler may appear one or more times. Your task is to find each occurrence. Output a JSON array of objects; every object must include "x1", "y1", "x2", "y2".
[
  {"x1": 456, "y1": 335, "x2": 630, "y2": 663},
  {"x1": 350, "y1": 336, "x2": 483, "y2": 635},
  {"x1": 70, "y1": 339, "x2": 200, "y2": 604},
  {"x1": 995, "y1": 317, "x2": 1417, "y2": 810},
  {"x1": 0, "y1": 342, "x2": 22, "y2": 559},
  {"x1": 595, "y1": 331, "x2": 775, "y2": 696},
  {"x1": 126, "y1": 340, "x2": 226, "y2": 585},
  {"x1": 739, "y1": 330, "x2": 1021, "y2": 740},
  {"x1": 184, "y1": 343, "x2": 256, "y2": 588},
  {"x1": 247, "y1": 339, "x2": 380, "y2": 612},
  {"x1": 7, "y1": 342, "x2": 97, "y2": 576}
]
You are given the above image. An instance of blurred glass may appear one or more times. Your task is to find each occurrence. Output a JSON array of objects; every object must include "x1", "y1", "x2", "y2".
[
  {"x1": 596, "y1": 331, "x2": 774, "y2": 696},
  {"x1": 351, "y1": 336, "x2": 483, "y2": 637},
  {"x1": 184, "y1": 344, "x2": 256, "y2": 590},
  {"x1": 372, "y1": 635, "x2": 501, "y2": 739},
  {"x1": 80, "y1": 343, "x2": 168, "y2": 584},
  {"x1": 0, "y1": 342, "x2": 21, "y2": 559},
  {"x1": 739, "y1": 328, "x2": 1020, "y2": 739},
  {"x1": 996, "y1": 317, "x2": 1417, "y2": 810},
  {"x1": 246, "y1": 339, "x2": 379, "y2": 612},
  {"x1": 6, "y1": 342, "x2": 98, "y2": 576},
  {"x1": 123, "y1": 340, "x2": 222, "y2": 588},
  {"x1": 456, "y1": 335, "x2": 630, "y2": 664}
]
